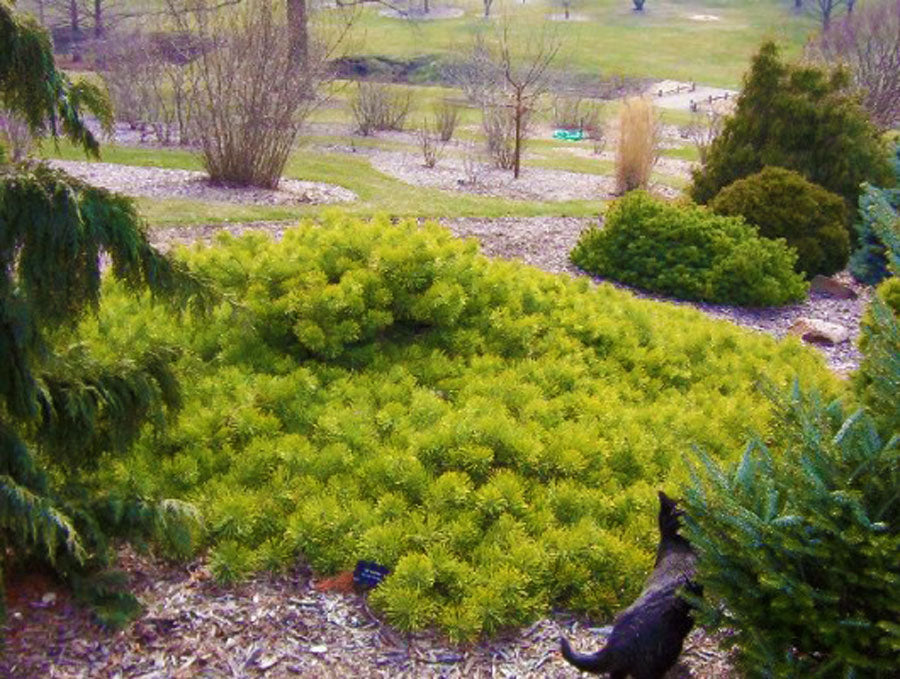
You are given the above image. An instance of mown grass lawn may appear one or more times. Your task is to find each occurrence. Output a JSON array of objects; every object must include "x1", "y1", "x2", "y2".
[{"x1": 339, "y1": 0, "x2": 818, "y2": 88}]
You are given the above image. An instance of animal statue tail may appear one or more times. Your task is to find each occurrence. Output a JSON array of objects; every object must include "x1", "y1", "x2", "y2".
[{"x1": 559, "y1": 636, "x2": 612, "y2": 673}]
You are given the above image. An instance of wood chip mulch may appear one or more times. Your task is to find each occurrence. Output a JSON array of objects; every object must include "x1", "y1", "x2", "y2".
[{"x1": 1, "y1": 547, "x2": 739, "y2": 678}]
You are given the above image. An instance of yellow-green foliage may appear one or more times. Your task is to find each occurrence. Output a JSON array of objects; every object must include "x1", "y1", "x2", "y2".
[{"x1": 82, "y1": 213, "x2": 838, "y2": 640}]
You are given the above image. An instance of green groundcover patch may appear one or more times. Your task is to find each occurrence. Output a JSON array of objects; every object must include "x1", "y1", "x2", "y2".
[{"x1": 80, "y1": 213, "x2": 838, "y2": 641}]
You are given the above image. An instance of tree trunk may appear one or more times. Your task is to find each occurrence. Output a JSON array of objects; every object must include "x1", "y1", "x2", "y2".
[
  {"x1": 794, "y1": 0, "x2": 802, "y2": 9},
  {"x1": 70, "y1": 0, "x2": 81, "y2": 62},
  {"x1": 423, "y1": 0, "x2": 430, "y2": 13},
  {"x1": 513, "y1": 93, "x2": 522, "y2": 179},
  {"x1": 564, "y1": 4, "x2": 570, "y2": 19},
  {"x1": 94, "y1": 0, "x2": 103, "y2": 39},
  {"x1": 286, "y1": 0, "x2": 308, "y2": 65},
  {"x1": 484, "y1": 0, "x2": 491, "y2": 17}
]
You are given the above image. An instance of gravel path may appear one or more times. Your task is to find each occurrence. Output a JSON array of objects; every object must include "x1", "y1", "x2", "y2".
[{"x1": 49, "y1": 160, "x2": 357, "y2": 206}]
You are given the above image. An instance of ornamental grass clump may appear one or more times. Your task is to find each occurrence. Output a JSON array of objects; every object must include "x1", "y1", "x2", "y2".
[
  {"x1": 614, "y1": 97, "x2": 659, "y2": 194},
  {"x1": 571, "y1": 191, "x2": 808, "y2": 306},
  {"x1": 82, "y1": 213, "x2": 838, "y2": 641}
]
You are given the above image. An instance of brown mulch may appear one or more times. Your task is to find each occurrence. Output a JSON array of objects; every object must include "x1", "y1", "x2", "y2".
[{"x1": 1, "y1": 547, "x2": 738, "y2": 678}]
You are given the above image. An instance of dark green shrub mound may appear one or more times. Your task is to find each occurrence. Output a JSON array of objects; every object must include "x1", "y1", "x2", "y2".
[
  {"x1": 571, "y1": 191, "x2": 807, "y2": 306},
  {"x1": 82, "y1": 214, "x2": 837, "y2": 641},
  {"x1": 690, "y1": 42, "x2": 892, "y2": 222},
  {"x1": 709, "y1": 167, "x2": 850, "y2": 279},
  {"x1": 685, "y1": 290, "x2": 900, "y2": 678}
]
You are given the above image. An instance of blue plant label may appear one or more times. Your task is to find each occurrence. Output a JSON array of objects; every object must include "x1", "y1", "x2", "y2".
[{"x1": 353, "y1": 560, "x2": 390, "y2": 589}]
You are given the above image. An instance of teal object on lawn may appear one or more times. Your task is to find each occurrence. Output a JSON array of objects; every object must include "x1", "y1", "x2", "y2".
[{"x1": 553, "y1": 128, "x2": 585, "y2": 141}]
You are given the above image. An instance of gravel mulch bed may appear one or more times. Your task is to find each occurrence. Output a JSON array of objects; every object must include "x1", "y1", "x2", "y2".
[
  {"x1": 379, "y1": 6, "x2": 465, "y2": 20},
  {"x1": 370, "y1": 149, "x2": 620, "y2": 201},
  {"x1": 1, "y1": 548, "x2": 737, "y2": 679},
  {"x1": 48, "y1": 160, "x2": 357, "y2": 206}
]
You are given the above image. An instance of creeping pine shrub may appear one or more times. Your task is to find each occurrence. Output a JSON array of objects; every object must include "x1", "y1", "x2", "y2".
[
  {"x1": 684, "y1": 375, "x2": 899, "y2": 676},
  {"x1": 709, "y1": 167, "x2": 850, "y2": 279},
  {"x1": 84, "y1": 214, "x2": 838, "y2": 641},
  {"x1": 571, "y1": 191, "x2": 808, "y2": 306}
]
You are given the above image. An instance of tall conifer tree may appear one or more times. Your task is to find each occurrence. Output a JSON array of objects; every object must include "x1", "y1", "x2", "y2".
[{"x1": 1, "y1": 0, "x2": 209, "y2": 624}]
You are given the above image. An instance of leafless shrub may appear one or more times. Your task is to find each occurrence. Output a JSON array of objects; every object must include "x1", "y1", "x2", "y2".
[
  {"x1": 615, "y1": 96, "x2": 660, "y2": 194},
  {"x1": 0, "y1": 111, "x2": 34, "y2": 161},
  {"x1": 808, "y1": 0, "x2": 899, "y2": 129},
  {"x1": 680, "y1": 108, "x2": 723, "y2": 164},
  {"x1": 99, "y1": 30, "x2": 198, "y2": 145},
  {"x1": 351, "y1": 82, "x2": 412, "y2": 136},
  {"x1": 433, "y1": 100, "x2": 460, "y2": 142},
  {"x1": 482, "y1": 104, "x2": 518, "y2": 170},
  {"x1": 170, "y1": 0, "x2": 342, "y2": 189},
  {"x1": 418, "y1": 118, "x2": 445, "y2": 168},
  {"x1": 552, "y1": 95, "x2": 605, "y2": 153},
  {"x1": 460, "y1": 140, "x2": 487, "y2": 185},
  {"x1": 587, "y1": 122, "x2": 606, "y2": 155}
]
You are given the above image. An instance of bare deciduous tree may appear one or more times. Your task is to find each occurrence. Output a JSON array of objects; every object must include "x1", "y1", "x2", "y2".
[
  {"x1": 812, "y1": 0, "x2": 849, "y2": 28},
  {"x1": 454, "y1": 21, "x2": 561, "y2": 178},
  {"x1": 809, "y1": 0, "x2": 899, "y2": 129},
  {"x1": 680, "y1": 108, "x2": 724, "y2": 164}
]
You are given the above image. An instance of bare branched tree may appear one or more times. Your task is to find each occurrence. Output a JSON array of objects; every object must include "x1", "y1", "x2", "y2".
[
  {"x1": 680, "y1": 108, "x2": 724, "y2": 164},
  {"x1": 809, "y1": 0, "x2": 900, "y2": 129},
  {"x1": 454, "y1": 21, "x2": 561, "y2": 178},
  {"x1": 811, "y1": 0, "x2": 849, "y2": 28}
]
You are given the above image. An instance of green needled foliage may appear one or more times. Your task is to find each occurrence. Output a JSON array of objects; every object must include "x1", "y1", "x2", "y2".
[
  {"x1": 709, "y1": 167, "x2": 851, "y2": 280},
  {"x1": 0, "y1": 2, "x2": 111, "y2": 158},
  {"x1": 689, "y1": 42, "x2": 892, "y2": 223},
  {"x1": 79, "y1": 213, "x2": 838, "y2": 641},
  {"x1": 684, "y1": 378, "x2": 899, "y2": 677},
  {"x1": 1, "y1": 2, "x2": 211, "y2": 628},
  {"x1": 571, "y1": 191, "x2": 808, "y2": 306}
]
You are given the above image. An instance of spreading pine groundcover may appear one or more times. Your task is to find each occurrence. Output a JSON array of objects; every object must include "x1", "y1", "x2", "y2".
[{"x1": 78, "y1": 214, "x2": 838, "y2": 641}]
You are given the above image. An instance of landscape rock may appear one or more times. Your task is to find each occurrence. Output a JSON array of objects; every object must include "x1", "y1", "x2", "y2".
[
  {"x1": 810, "y1": 275, "x2": 858, "y2": 300},
  {"x1": 788, "y1": 318, "x2": 852, "y2": 345}
]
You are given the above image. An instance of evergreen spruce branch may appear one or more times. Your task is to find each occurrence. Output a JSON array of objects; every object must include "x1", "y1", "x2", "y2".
[
  {"x1": 0, "y1": 2, "x2": 110, "y2": 157},
  {"x1": 0, "y1": 419, "x2": 46, "y2": 493},
  {"x1": 33, "y1": 342, "x2": 183, "y2": 468},
  {"x1": 0, "y1": 473, "x2": 85, "y2": 564}
]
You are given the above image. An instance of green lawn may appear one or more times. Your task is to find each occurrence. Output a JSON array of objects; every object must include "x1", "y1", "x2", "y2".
[{"x1": 340, "y1": 0, "x2": 818, "y2": 88}]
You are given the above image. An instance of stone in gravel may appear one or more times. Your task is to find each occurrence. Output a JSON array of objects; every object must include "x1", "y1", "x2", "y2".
[
  {"x1": 789, "y1": 318, "x2": 852, "y2": 345},
  {"x1": 810, "y1": 275, "x2": 858, "y2": 300}
]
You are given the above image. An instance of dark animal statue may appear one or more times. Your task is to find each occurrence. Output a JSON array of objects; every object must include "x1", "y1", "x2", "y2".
[{"x1": 560, "y1": 491, "x2": 700, "y2": 678}]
